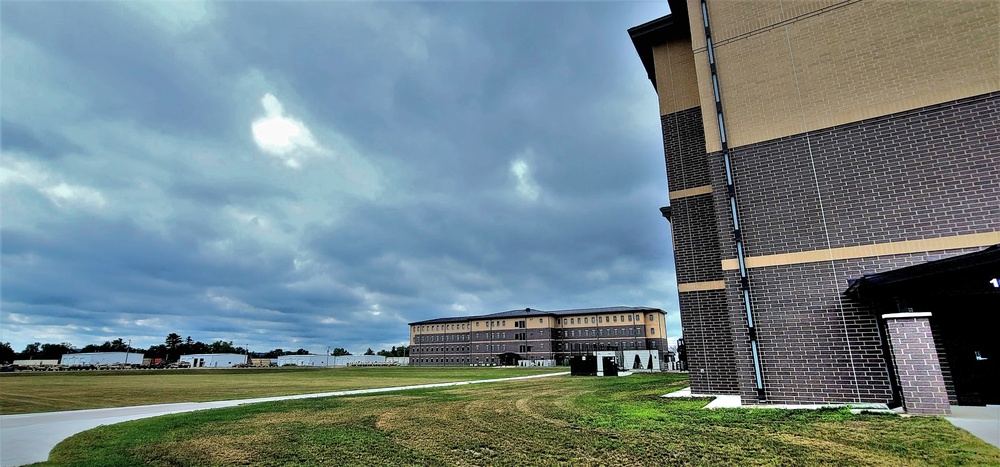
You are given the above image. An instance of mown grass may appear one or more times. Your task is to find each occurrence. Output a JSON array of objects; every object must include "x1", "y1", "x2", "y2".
[
  {"x1": 0, "y1": 366, "x2": 559, "y2": 414},
  {"x1": 42, "y1": 373, "x2": 1000, "y2": 466}
]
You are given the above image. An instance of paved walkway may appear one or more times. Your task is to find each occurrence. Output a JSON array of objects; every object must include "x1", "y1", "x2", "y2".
[
  {"x1": 0, "y1": 372, "x2": 569, "y2": 467},
  {"x1": 945, "y1": 405, "x2": 1000, "y2": 449}
]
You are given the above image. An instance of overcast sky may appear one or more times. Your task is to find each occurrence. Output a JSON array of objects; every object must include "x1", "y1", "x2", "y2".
[{"x1": 1, "y1": 1, "x2": 679, "y2": 355}]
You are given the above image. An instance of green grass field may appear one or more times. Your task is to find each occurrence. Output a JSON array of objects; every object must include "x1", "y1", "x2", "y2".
[
  {"x1": 0, "y1": 366, "x2": 559, "y2": 414},
  {"x1": 40, "y1": 372, "x2": 1000, "y2": 466}
]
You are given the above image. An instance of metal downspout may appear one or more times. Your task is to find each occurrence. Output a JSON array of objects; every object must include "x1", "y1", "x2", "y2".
[{"x1": 700, "y1": 0, "x2": 767, "y2": 401}]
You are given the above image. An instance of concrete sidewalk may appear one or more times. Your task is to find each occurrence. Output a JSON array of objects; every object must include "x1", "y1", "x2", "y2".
[
  {"x1": 945, "y1": 405, "x2": 1000, "y2": 449},
  {"x1": 0, "y1": 371, "x2": 569, "y2": 467}
]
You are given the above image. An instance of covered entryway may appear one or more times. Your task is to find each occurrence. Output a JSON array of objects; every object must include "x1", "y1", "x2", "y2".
[
  {"x1": 497, "y1": 352, "x2": 521, "y2": 366},
  {"x1": 848, "y1": 244, "x2": 1000, "y2": 412}
]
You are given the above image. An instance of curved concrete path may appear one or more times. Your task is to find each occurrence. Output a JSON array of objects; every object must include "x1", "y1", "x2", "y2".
[{"x1": 0, "y1": 371, "x2": 568, "y2": 466}]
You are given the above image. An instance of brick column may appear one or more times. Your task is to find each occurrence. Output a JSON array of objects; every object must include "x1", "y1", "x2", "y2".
[{"x1": 883, "y1": 313, "x2": 951, "y2": 415}]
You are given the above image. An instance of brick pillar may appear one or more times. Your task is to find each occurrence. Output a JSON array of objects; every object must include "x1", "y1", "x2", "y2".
[{"x1": 883, "y1": 313, "x2": 951, "y2": 415}]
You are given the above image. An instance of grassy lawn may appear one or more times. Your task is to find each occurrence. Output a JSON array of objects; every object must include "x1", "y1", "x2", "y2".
[
  {"x1": 0, "y1": 366, "x2": 559, "y2": 414},
  {"x1": 42, "y1": 373, "x2": 1000, "y2": 466}
]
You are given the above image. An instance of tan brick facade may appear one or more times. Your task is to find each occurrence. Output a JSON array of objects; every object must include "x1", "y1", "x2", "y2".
[{"x1": 686, "y1": 0, "x2": 1000, "y2": 152}]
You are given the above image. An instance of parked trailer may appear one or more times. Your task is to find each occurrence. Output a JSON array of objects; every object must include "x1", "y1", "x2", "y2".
[
  {"x1": 276, "y1": 355, "x2": 387, "y2": 367},
  {"x1": 179, "y1": 354, "x2": 248, "y2": 368},
  {"x1": 60, "y1": 352, "x2": 145, "y2": 367}
]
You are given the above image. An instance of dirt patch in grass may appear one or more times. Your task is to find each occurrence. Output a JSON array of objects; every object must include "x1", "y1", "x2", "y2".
[{"x1": 43, "y1": 373, "x2": 1000, "y2": 466}]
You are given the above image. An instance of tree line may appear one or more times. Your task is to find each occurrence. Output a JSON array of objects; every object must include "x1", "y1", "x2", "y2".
[{"x1": 1, "y1": 334, "x2": 409, "y2": 364}]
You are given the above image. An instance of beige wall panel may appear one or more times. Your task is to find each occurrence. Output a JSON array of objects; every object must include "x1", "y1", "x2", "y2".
[
  {"x1": 778, "y1": 0, "x2": 852, "y2": 26},
  {"x1": 704, "y1": 0, "x2": 1000, "y2": 149},
  {"x1": 714, "y1": 29, "x2": 802, "y2": 147},
  {"x1": 653, "y1": 40, "x2": 701, "y2": 115},
  {"x1": 693, "y1": 50, "x2": 723, "y2": 152},
  {"x1": 706, "y1": 0, "x2": 786, "y2": 44},
  {"x1": 687, "y1": 0, "x2": 707, "y2": 50},
  {"x1": 782, "y1": 1, "x2": 1000, "y2": 141}
]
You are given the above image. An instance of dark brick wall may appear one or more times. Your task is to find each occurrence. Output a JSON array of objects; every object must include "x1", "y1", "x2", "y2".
[
  {"x1": 661, "y1": 106, "x2": 738, "y2": 394},
  {"x1": 671, "y1": 196, "x2": 725, "y2": 284},
  {"x1": 703, "y1": 92, "x2": 998, "y2": 404},
  {"x1": 678, "y1": 289, "x2": 739, "y2": 394},
  {"x1": 726, "y1": 91, "x2": 1000, "y2": 259},
  {"x1": 662, "y1": 107, "x2": 711, "y2": 192},
  {"x1": 884, "y1": 316, "x2": 951, "y2": 414},
  {"x1": 725, "y1": 261, "x2": 892, "y2": 404}
]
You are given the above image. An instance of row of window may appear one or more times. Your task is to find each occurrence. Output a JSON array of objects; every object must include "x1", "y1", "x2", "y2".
[
  {"x1": 557, "y1": 328, "x2": 647, "y2": 338},
  {"x1": 558, "y1": 314, "x2": 651, "y2": 325},
  {"x1": 556, "y1": 341, "x2": 650, "y2": 350},
  {"x1": 412, "y1": 340, "x2": 659, "y2": 358},
  {"x1": 415, "y1": 314, "x2": 659, "y2": 333},
  {"x1": 413, "y1": 343, "x2": 548, "y2": 354},
  {"x1": 416, "y1": 334, "x2": 470, "y2": 343}
]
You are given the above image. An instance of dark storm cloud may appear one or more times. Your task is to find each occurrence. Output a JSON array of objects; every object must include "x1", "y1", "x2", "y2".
[
  {"x1": 1, "y1": 1, "x2": 679, "y2": 354},
  {"x1": 0, "y1": 120, "x2": 82, "y2": 160}
]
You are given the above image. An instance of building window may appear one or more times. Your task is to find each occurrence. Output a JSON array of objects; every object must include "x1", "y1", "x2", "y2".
[
  {"x1": 613, "y1": 316, "x2": 617, "y2": 322},
  {"x1": 584, "y1": 317, "x2": 588, "y2": 324},
  {"x1": 557, "y1": 318, "x2": 561, "y2": 325},
  {"x1": 627, "y1": 315, "x2": 632, "y2": 322},
  {"x1": 650, "y1": 328, "x2": 655, "y2": 335}
]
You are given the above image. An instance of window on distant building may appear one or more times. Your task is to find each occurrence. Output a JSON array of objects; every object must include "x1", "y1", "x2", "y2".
[
  {"x1": 628, "y1": 315, "x2": 632, "y2": 322},
  {"x1": 584, "y1": 317, "x2": 588, "y2": 324},
  {"x1": 650, "y1": 328, "x2": 655, "y2": 335},
  {"x1": 649, "y1": 314, "x2": 654, "y2": 321}
]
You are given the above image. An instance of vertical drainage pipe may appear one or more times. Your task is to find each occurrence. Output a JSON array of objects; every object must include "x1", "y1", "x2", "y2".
[{"x1": 701, "y1": 0, "x2": 767, "y2": 401}]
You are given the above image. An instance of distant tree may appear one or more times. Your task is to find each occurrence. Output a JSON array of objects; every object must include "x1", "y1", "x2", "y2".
[
  {"x1": 294, "y1": 348, "x2": 310, "y2": 355},
  {"x1": 332, "y1": 348, "x2": 351, "y2": 356},
  {"x1": 146, "y1": 344, "x2": 168, "y2": 360},
  {"x1": 209, "y1": 341, "x2": 236, "y2": 354},
  {"x1": 364, "y1": 348, "x2": 375, "y2": 356},
  {"x1": 21, "y1": 342, "x2": 41, "y2": 359},
  {"x1": 0, "y1": 342, "x2": 14, "y2": 364},
  {"x1": 40, "y1": 343, "x2": 74, "y2": 360},
  {"x1": 262, "y1": 349, "x2": 284, "y2": 358},
  {"x1": 165, "y1": 333, "x2": 183, "y2": 350},
  {"x1": 377, "y1": 346, "x2": 408, "y2": 357}
]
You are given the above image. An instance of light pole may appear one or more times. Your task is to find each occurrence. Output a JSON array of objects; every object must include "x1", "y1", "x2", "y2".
[
  {"x1": 327, "y1": 346, "x2": 331, "y2": 367},
  {"x1": 125, "y1": 339, "x2": 131, "y2": 367}
]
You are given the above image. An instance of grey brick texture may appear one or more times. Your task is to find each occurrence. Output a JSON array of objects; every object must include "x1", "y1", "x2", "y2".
[
  {"x1": 721, "y1": 91, "x2": 1000, "y2": 260},
  {"x1": 701, "y1": 92, "x2": 999, "y2": 404},
  {"x1": 662, "y1": 107, "x2": 739, "y2": 394},
  {"x1": 885, "y1": 317, "x2": 951, "y2": 414}
]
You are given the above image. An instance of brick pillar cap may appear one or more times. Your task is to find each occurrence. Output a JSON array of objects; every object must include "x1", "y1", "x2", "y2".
[{"x1": 882, "y1": 312, "x2": 932, "y2": 319}]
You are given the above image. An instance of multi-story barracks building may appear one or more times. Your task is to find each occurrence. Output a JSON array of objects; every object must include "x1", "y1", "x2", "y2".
[
  {"x1": 409, "y1": 307, "x2": 669, "y2": 367},
  {"x1": 629, "y1": 0, "x2": 998, "y2": 414}
]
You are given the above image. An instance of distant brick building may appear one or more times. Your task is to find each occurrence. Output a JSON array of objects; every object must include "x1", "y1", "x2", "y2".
[
  {"x1": 630, "y1": 0, "x2": 999, "y2": 413},
  {"x1": 409, "y1": 307, "x2": 668, "y2": 367}
]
